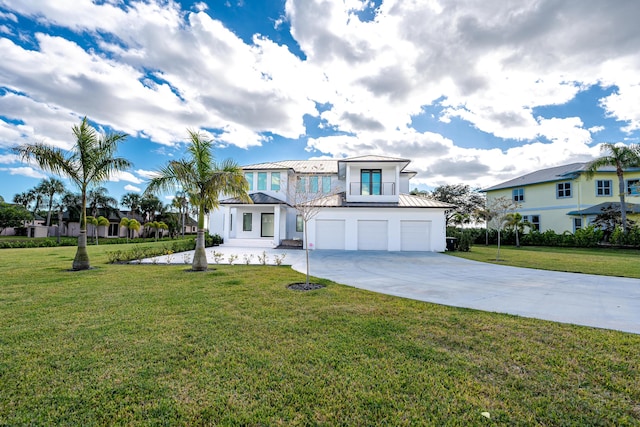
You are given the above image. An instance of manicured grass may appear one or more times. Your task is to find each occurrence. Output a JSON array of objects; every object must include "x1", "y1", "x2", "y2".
[
  {"x1": 1, "y1": 245, "x2": 639, "y2": 425},
  {"x1": 448, "y1": 245, "x2": 640, "y2": 278}
]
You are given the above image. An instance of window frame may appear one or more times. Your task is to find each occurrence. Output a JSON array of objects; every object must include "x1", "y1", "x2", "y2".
[
  {"x1": 257, "y1": 172, "x2": 267, "y2": 191},
  {"x1": 271, "y1": 172, "x2": 280, "y2": 191},
  {"x1": 596, "y1": 179, "x2": 612, "y2": 197},
  {"x1": 512, "y1": 188, "x2": 524, "y2": 202},
  {"x1": 627, "y1": 179, "x2": 640, "y2": 195},
  {"x1": 242, "y1": 213, "x2": 252, "y2": 232},
  {"x1": 361, "y1": 169, "x2": 381, "y2": 195},
  {"x1": 556, "y1": 182, "x2": 572, "y2": 199},
  {"x1": 524, "y1": 214, "x2": 541, "y2": 231},
  {"x1": 244, "y1": 172, "x2": 253, "y2": 191}
]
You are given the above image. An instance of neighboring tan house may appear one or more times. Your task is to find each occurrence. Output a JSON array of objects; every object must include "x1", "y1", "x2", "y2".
[
  {"x1": 483, "y1": 163, "x2": 640, "y2": 233},
  {"x1": 209, "y1": 155, "x2": 454, "y2": 252}
]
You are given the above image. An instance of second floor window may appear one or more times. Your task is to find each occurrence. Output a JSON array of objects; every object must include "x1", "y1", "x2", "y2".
[
  {"x1": 322, "y1": 176, "x2": 331, "y2": 193},
  {"x1": 557, "y1": 182, "x2": 572, "y2": 198},
  {"x1": 512, "y1": 188, "x2": 524, "y2": 202},
  {"x1": 244, "y1": 172, "x2": 253, "y2": 191},
  {"x1": 257, "y1": 172, "x2": 267, "y2": 191},
  {"x1": 271, "y1": 172, "x2": 280, "y2": 191},
  {"x1": 361, "y1": 169, "x2": 381, "y2": 195},
  {"x1": 596, "y1": 180, "x2": 612, "y2": 196},
  {"x1": 296, "y1": 177, "x2": 307, "y2": 193},
  {"x1": 309, "y1": 176, "x2": 319, "y2": 193}
]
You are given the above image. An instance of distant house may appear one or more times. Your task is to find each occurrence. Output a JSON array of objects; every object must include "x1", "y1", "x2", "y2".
[
  {"x1": 483, "y1": 162, "x2": 640, "y2": 233},
  {"x1": 210, "y1": 155, "x2": 454, "y2": 252}
]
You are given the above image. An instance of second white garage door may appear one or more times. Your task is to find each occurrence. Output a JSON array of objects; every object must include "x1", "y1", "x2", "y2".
[
  {"x1": 315, "y1": 219, "x2": 345, "y2": 250},
  {"x1": 357, "y1": 220, "x2": 388, "y2": 250},
  {"x1": 400, "y1": 220, "x2": 431, "y2": 251}
]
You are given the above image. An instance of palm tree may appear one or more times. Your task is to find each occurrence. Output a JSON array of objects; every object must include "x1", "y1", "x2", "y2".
[
  {"x1": 119, "y1": 217, "x2": 140, "y2": 242},
  {"x1": 121, "y1": 192, "x2": 142, "y2": 216},
  {"x1": 86, "y1": 215, "x2": 109, "y2": 245},
  {"x1": 37, "y1": 178, "x2": 66, "y2": 226},
  {"x1": 585, "y1": 143, "x2": 640, "y2": 235},
  {"x1": 13, "y1": 117, "x2": 130, "y2": 270},
  {"x1": 505, "y1": 212, "x2": 524, "y2": 247},
  {"x1": 12, "y1": 191, "x2": 35, "y2": 226},
  {"x1": 87, "y1": 186, "x2": 118, "y2": 219},
  {"x1": 145, "y1": 130, "x2": 250, "y2": 271}
]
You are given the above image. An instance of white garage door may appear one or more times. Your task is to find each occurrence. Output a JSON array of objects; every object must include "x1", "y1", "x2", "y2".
[
  {"x1": 315, "y1": 220, "x2": 345, "y2": 250},
  {"x1": 401, "y1": 220, "x2": 431, "y2": 251},
  {"x1": 357, "y1": 220, "x2": 388, "y2": 250}
]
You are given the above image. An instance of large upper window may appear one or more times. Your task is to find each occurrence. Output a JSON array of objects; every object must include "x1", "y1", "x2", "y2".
[
  {"x1": 244, "y1": 172, "x2": 253, "y2": 191},
  {"x1": 512, "y1": 188, "x2": 524, "y2": 202},
  {"x1": 596, "y1": 179, "x2": 612, "y2": 196},
  {"x1": 361, "y1": 169, "x2": 381, "y2": 195},
  {"x1": 271, "y1": 172, "x2": 280, "y2": 191},
  {"x1": 309, "y1": 176, "x2": 319, "y2": 193},
  {"x1": 296, "y1": 177, "x2": 306, "y2": 193},
  {"x1": 627, "y1": 179, "x2": 640, "y2": 195},
  {"x1": 557, "y1": 182, "x2": 572, "y2": 198},
  {"x1": 257, "y1": 172, "x2": 267, "y2": 191},
  {"x1": 322, "y1": 176, "x2": 331, "y2": 194}
]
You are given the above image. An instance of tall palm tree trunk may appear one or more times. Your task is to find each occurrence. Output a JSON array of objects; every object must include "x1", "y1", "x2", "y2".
[
  {"x1": 192, "y1": 210, "x2": 208, "y2": 271},
  {"x1": 73, "y1": 191, "x2": 91, "y2": 270},
  {"x1": 617, "y1": 170, "x2": 628, "y2": 234}
]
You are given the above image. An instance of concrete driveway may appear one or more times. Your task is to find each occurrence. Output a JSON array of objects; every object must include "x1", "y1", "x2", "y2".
[
  {"x1": 149, "y1": 247, "x2": 640, "y2": 334},
  {"x1": 290, "y1": 250, "x2": 640, "y2": 335}
]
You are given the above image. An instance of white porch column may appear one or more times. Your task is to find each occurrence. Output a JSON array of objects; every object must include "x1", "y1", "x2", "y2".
[
  {"x1": 273, "y1": 205, "x2": 281, "y2": 245},
  {"x1": 222, "y1": 205, "x2": 231, "y2": 243}
]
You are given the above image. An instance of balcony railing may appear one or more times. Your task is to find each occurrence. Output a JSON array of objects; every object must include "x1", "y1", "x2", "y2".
[{"x1": 349, "y1": 182, "x2": 396, "y2": 196}]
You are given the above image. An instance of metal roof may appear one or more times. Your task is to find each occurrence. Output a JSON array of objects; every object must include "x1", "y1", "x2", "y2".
[
  {"x1": 301, "y1": 192, "x2": 455, "y2": 209},
  {"x1": 220, "y1": 192, "x2": 288, "y2": 205},
  {"x1": 567, "y1": 202, "x2": 640, "y2": 216}
]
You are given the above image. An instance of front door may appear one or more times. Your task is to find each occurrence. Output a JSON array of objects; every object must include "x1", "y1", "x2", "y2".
[{"x1": 261, "y1": 213, "x2": 274, "y2": 237}]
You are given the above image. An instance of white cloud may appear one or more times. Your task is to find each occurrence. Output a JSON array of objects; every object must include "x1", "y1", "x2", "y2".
[
  {"x1": 109, "y1": 171, "x2": 144, "y2": 184},
  {"x1": 123, "y1": 184, "x2": 141, "y2": 192},
  {"x1": 135, "y1": 169, "x2": 159, "y2": 180},
  {"x1": 0, "y1": 166, "x2": 46, "y2": 179}
]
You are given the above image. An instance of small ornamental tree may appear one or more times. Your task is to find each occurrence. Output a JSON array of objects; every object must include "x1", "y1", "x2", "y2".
[{"x1": 486, "y1": 196, "x2": 519, "y2": 260}]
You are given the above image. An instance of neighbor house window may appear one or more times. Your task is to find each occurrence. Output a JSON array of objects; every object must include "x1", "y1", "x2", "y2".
[
  {"x1": 627, "y1": 179, "x2": 640, "y2": 195},
  {"x1": 296, "y1": 215, "x2": 303, "y2": 232},
  {"x1": 244, "y1": 172, "x2": 253, "y2": 191},
  {"x1": 596, "y1": 179, "x2": 612, "y2": 196},
  {"x1": 361, "y1": 169, "x2": 381, "y2": 195},
  {"x1": 243, "y1": 213, "x2": 252, "y2": 231},
  {"x1": 523, "y1": 215, "x2": 540, "y2": 231},
  {"x1": 512, "y1": 188, "x2": 524, "y2": 202},
  {"x1": 557, "y1": 182, "x2": 572, "y2": 198},
  {"x1": 108, "y1": 223, "x2": 119, "y2": 237},
  {"x1": 296, "y1": 177, "x2": 307, "y2": 193},
  {"x1": 271, "y1": 172, "x2": 280, "y2": 191},
  {"x1": 309, "y1": 176, "x2": 319, "y2": 193},
  {"x1": 257, "y1": 172, "x2": 267, "y2": 191},
  {"x1": 573, "y1": 218, "x2": 582, "y2": 232},
  {"x1": 322, "y1": 176, "x2": 331, "y2": 193}
]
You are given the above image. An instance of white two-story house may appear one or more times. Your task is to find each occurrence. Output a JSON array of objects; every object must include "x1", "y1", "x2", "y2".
[{"x1": 209, "y1": 155, "x2": 454, "y2": 252}]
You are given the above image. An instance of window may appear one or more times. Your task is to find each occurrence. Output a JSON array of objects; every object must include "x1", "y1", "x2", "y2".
[
  {"x1": 257, "y1": 172, "x2": 267, "y2": 191},
  {"x1": 573, "y1": 218, "x2": 582, "y2": 232},
  {"x1": 596, "y1": 179, "x2": 612, "y2": 196},
  {"x1": 296, "y1": 215, "x2": 303, "y2": 232},
  {"x1": 309, "y1": 176, "x2": 319, "y2": 193},
  {"x1": 557, "y1": 182, "x2": 572, "y2": 198},
  {"x1": 243, "y1": 213, "x2": 252, "y2": 231},
  {"x1": 271, "y1": 172, "x2": 280, "y2": 191},
  {"x1": 523, "y1": 215, "x2": 540, "y2": 231},
  {"x1": 108, "y1": 223, "x2": 119, "y2": 237},
  {"x1": 627, "y1": 179, "x2": 640, "y2": 195},
  {"x1": 296, "y1": 177, "x2": 307, "y2": 193},
  {"x1": 512, "y1": 188, "x2": 524, "y2": 202},
  {"x1": 322, "y1": 176, "x2": 331, "y2": 193},
  {"x1": 230, "y1": 214, "x2": 233, "y2": 231},
  {"x1": 361, "y1": 169, "x2": 381, "y2": 195},
  {"x1": 245, "y1": 172, "x2": 253, "y2": 191}
]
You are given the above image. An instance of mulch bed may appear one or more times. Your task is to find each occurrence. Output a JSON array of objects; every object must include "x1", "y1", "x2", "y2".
[{"x1": 287, "y1": 282, "x2": 325, "y2": 291}]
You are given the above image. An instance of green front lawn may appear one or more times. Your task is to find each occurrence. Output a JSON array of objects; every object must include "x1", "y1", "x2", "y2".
[
  {"x1": 1, "y1": 245, "x2": 639, "y2": 425},
  {"x1": 448, "y1": 245, "x2": 640, "y2": 278}
]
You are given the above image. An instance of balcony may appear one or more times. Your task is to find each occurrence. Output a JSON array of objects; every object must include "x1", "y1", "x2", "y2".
[{"x1": 349, "y1": 182, "x2": 396, "y2": 196}]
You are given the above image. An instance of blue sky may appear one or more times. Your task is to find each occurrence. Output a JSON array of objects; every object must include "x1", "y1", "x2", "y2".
[{"x1": 1, "y1": 0, "x2": 639, "y2": 206}]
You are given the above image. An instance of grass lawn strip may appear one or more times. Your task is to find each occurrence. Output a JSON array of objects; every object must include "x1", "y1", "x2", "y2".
[{"x1": 0, "y1": 244, "x2": 639, "y2": 425}]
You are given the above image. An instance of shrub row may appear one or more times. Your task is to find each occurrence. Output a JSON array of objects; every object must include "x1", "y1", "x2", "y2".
[{"x1": 106, "y1": 240, "x2": 197, "y2": 263}]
